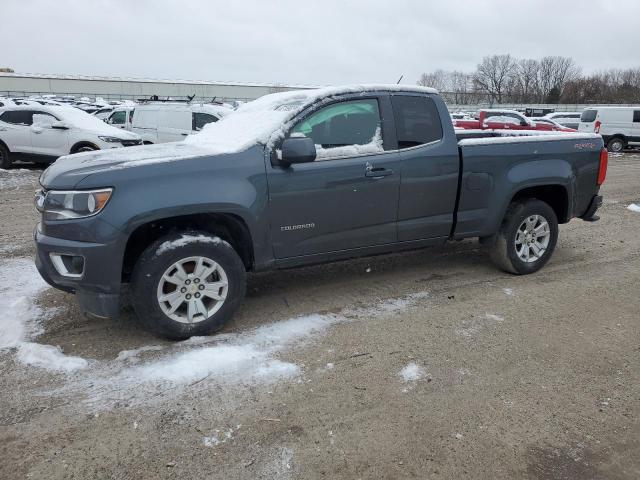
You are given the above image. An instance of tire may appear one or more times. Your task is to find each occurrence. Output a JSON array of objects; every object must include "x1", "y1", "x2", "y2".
[
  {"x1": 488, "y1": 199, "x2": 558, "y2": 275},
  {"x1": 130, "y1": 231, "x2": 247, "y2": 339},
  {"x1": 0, "y1": 143, "x2": 11, "y2": 169},
  {"x1": 74, "y1": 145, "x2": 98, "y2": 153},
  {"x1": 607, "y1": 137, "x2": 625, "y2": 153}
]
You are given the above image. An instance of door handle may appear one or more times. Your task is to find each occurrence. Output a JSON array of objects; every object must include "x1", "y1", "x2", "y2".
[
  {"x1": 181, "y1": 133, "x2": 189, "y2": 136},
  {"x1": 365, "y1": 162, "x2": 393, "y2": 179}
]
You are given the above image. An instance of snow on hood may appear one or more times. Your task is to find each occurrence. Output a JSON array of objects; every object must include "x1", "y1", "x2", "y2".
[
  {"x1": 185, "y1": 84, "x2": 438, "y2": 152},
  {"x1": 52, "y1": 105, "x2": 138, "y2": 138}
]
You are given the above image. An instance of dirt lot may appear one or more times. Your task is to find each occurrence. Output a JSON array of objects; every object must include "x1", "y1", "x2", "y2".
[{"x1": 1, "y1": 153, "x2": 639, "y2": 480}]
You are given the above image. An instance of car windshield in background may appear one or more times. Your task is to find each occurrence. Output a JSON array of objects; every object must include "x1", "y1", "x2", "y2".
[{"x1": 581, "y1": 110, "x2": 598, "y2": 122}]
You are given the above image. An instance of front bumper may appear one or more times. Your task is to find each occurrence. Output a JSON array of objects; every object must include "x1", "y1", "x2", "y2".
[{"x1": 34, "y1": 225, "x2": 122, "y2": 318}]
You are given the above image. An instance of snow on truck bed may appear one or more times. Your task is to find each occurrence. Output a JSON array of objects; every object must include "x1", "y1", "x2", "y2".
[{"x1": 457, "y1": 130, "x2": 601, "y2": 146}]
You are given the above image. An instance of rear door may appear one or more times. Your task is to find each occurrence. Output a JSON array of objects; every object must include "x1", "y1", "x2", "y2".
[
  {"x1": 267, "y1": 95, "x2": 401, "y2": 258},
  {"x1": 0, "y1": 110, "x2": 33, "y2": 153},
  {"x1": 391, "y1": 94, "x2": 460, "y2": 241}
]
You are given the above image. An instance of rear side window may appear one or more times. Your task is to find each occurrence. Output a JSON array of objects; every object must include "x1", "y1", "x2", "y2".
[
  {"x1": 391, "y1": 95, "x2": 443, "y2": 148},
  {"x1": 193, "y1": 112, "x2": 218, "y2": 131},
  {"x1": 633, "y1": 111, "x2": 640, "y2": 123},
  {"x1": 581, "y1": 110, "x2": 597, "y2": 123},
  {"x1": 0, "y1": 110, "x2": 34, "y2": 126}
]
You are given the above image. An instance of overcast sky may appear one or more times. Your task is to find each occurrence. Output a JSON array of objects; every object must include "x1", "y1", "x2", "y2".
[{"x1": 2, "y1": 0, "x2": 639, "y2": 86}]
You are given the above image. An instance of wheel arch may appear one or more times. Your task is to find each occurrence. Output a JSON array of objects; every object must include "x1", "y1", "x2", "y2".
[
  {"x1": 509, "y1": 184, "x2": 569, "y2": 224},
  {"x1": 121, "y1": 212, "x2": 254, "y2": 282},
  {"x1": 70, "y1": 141, "x2": 100, "y2": 153}
]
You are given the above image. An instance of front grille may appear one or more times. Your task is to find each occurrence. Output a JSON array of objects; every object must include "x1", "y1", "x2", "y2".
[{"x1": 121, "y1": 139, "x2": 142, "y2": 147}]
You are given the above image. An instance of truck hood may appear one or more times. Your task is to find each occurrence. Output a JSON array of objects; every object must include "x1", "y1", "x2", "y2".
[{"x1": 40, "y1": 142, "x2": 214, "y2": 189}]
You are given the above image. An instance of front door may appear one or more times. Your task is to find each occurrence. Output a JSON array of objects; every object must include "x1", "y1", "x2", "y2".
[
  {"x1": 30, "y1": 111, "x2": 69, "y2": 156},
  {"x1": 267, "y1": 97, "x2": 401, "y2": 259}
]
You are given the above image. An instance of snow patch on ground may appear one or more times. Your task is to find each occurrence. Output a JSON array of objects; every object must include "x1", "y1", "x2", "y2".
[
  {"x1": 0, "y1": 258, "x2": 88, "y2": 372},
  {"x1": 203, "y1": 425, "x2": 240, "y2": 447},
  {"x1": 399, "y1": 362, "x2": 428, "y2": 392},
  {"x1": 155, "y1": 234, "x2": 226, "y2": 255},
  {"x1": 16, "y1": 343, "x2": 89, "y2": 372},
  {"x1": 0, "y1": 168, "x2": 40, "y2": 189},
  {"x1": 400, "y1": 362, "x2": 426, "y2": 382},
  {"x1": 455, "y1": 313, "x2": 505, "y2": 338},
  {"x1": 627, "y1": 203, "x2": 640, "y2": 213},
  {"x1": 47, "y1": 289, "x2": 432, "y2": 410},
  {"x1": 503, "y1": 288, "x2": 514, "y2": 296},
  {"x1": 115, "y1": 345, "x2": 165, "y2": 362}
]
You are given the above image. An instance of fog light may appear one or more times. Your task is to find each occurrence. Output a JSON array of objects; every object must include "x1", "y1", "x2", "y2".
[{"x1": 50, "y1": 253, "x2": 85, "y2": 278}]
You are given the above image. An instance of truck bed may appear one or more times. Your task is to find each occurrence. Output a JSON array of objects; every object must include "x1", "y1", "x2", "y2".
[{"x1": 452, "y1": 130, "x2": 603, "y2": 239}]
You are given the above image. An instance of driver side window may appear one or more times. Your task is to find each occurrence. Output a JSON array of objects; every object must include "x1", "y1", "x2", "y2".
[
  {"x1": 110, "y1": 111, "x2": 126, "y2": 125},
  {"x1": 290, "y1": 99, "x2": 383, "y2": 160}
]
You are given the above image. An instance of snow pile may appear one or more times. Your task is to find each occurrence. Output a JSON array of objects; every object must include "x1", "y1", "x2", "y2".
[
  {"x1": 0, "y1": 258, "x2": 88, "y2": 372},
  {"x1": 627, "y1": 203, "x2": 640, "y2": 213},
  {"x1": 203, "y1": 425, "x2": 240, "y2": 447},
  {"x1": 155, "y1": 234, "x2": 226, "y2": 255}
]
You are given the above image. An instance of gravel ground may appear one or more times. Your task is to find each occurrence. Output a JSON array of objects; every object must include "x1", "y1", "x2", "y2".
[{"x1": 1, "y1": 153, "x2": 639, "y2": 479}]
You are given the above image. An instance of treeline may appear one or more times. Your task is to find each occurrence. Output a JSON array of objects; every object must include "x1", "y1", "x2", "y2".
[{"x1": 417, "y1": 55, "x2": 640, "y2": 105}]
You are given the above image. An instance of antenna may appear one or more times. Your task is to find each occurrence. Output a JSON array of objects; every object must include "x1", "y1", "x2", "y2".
[{"x1": 396, "y1": 75, "x2": 404, "y2": 84}]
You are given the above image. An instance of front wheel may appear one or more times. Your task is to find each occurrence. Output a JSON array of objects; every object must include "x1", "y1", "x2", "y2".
[
  {"x1": 131, "y1": 231, "x2": 247, "y2": 339},
  {"x1": 0, "y1": 143, "x2": 11, "y2": 169},
  {"x1": 488, "y1": 199, "x2": 558, "y2": 275}
]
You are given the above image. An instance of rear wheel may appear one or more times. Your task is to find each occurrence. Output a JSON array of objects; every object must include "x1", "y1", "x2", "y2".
[
  {"x1": 488, "y1": 199, "x2": 558, "y2": 275},
  {"x1": 131, "y1": 231, "x2": 246, "y2": 339},
  {"x1": 607, "y1": 137, "x2": 625, "y2": 153},
  {"x1": 0, "y1": 143, "x2": 11, "y2": 169}
]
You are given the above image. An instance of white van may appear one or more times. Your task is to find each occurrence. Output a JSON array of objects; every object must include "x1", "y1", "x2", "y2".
[
  {"x1": 105, "y1": 106, "x2": 135, "y2": 130},
  {"x1": 578, "y1": 107, "x2": 640, "y2": 152},
  {"x1": 128, "y1": 103, "x2": 231, "y2": 144}
]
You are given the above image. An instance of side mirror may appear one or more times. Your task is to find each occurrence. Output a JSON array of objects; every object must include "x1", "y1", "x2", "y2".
[
  {"x1": 280, "y1": 137, "x2": 316, "y2": 166},
  {"x1": 51, "y1": 121, "x2": 70, "y2": 130}
]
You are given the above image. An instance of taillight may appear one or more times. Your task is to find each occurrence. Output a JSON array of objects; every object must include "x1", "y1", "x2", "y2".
[
  {"x1": 594, "y1": 120, "x2": 601, "y2": 133},
  {"x1": 597, "y1": 148, "x2": 608, "y2": 185}
]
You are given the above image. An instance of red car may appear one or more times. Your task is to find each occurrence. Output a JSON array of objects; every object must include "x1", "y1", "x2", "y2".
[{"x1": 454, "y1": 109, "x2": 576, "y2": 132}]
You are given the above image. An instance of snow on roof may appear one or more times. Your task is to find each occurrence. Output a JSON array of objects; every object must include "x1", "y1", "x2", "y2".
[
  {"x1": 4, "y1": 104, "x2": 137, "y2": 136},
  {"x1": 185, "y1": 84, "x2": 438, "y2": 152}
]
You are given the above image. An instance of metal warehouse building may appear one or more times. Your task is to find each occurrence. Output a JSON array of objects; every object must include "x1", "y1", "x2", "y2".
[{"x1": 0, "y1": 72, "x2": 316, "y2": 102}]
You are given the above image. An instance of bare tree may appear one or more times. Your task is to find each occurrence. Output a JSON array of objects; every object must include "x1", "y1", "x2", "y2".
[
  {"x1": 473, "y1": 54, "x2": 517, "y2": 103},
  {"x1": 417, "y1": 70, "x2": 449, "y2": 92},
  {"x1": 536, "y1": 56, "x2": 580, "y2": 102}
]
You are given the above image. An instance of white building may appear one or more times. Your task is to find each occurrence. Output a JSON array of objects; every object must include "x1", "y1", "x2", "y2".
[{"x1": 0, "y1": 72, "x2": 316, "y2": 102}]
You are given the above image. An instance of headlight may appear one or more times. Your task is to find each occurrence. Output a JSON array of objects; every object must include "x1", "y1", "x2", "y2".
[
  {"x1": 37, "y1": 188, "x2": 113, "y2": 220},
  {"x1": 98, "y1": 136, "x2": 122, "y2": 143}
]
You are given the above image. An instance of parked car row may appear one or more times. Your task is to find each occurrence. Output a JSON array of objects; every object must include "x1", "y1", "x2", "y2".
[{"x1": 452, "y1": 106, "x2": 640, "y2": 151}]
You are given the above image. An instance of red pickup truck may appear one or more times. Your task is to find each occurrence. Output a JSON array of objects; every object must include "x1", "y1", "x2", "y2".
[{"x1": 454, "y1": 109, "x2": 576, "y2": 132}]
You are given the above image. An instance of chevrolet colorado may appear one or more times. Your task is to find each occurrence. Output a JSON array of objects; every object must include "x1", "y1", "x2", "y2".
[{"x1": 34, "y1": 85, "x2": 607, "y2": 338}]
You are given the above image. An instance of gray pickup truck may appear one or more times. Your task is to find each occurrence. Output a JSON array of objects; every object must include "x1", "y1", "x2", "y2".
[{"x1": 34, "y1": 85, "x2": 607, "y2": 338}]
